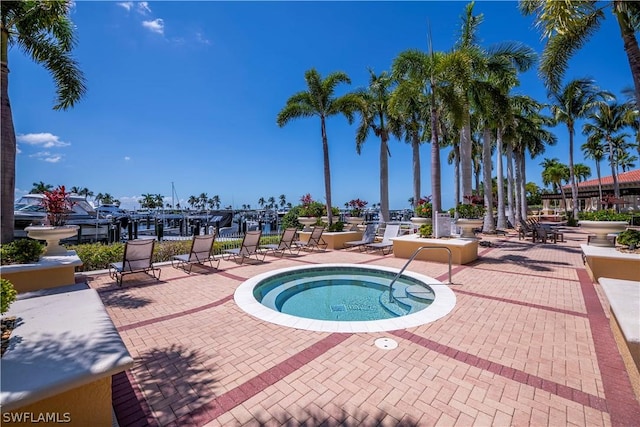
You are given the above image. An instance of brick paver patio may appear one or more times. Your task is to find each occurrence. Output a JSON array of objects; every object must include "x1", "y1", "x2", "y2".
[{"x1": 82, "y1": 228, "x2": 640, "y2": 426}]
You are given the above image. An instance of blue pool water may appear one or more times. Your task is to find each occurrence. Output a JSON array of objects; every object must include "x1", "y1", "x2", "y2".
[{"x1": 253, "y1": 266, "x2": 435, "y2": 321}]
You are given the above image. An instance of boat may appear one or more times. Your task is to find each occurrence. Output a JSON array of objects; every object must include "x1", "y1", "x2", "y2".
[{"x1": 14, "y1": 194, "x2": 112, "y2": 243}]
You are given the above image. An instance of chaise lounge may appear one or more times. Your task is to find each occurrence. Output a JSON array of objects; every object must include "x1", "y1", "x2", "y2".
[{"x1": 109, "y1": 239, "x2": 161, "y2": 286}]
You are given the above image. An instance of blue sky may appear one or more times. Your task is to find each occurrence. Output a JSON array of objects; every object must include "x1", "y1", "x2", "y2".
[{"x1": 12, "y1": 1, "x2": 632, "y2": 211}]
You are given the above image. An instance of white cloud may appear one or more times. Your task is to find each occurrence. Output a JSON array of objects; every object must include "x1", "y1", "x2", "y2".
[
  {"x1": 17, "y1": 133, "x2": 70, "y2": 148},
  {"x1": 195, "y1": 32, "x2": 211, "y2": 45},
  {"x1": 142, "y1": 18, "x2": 164, "y2": 35},
  {"x1": 116, "y1": 2, "x2": 133, "y2": 11},
  {"x1": 137, "y1": 2, "x2": 152, "y2": 14},
  {"x1": 29, "y1": 151, "x2": 62, "y2": 163},
  {"x1": 124, "y1": 156, "x2": 131, "y2": 161}
]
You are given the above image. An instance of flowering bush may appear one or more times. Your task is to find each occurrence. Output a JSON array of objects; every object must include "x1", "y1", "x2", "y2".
[
  {"x1": 41, "y1": 185, "x2": 74, "y2": 226},
  {"x1": 414, "y1": 196, "x2": 432, "y2": 218},
  {"x1": 347, "y1": 198, "x2": 368, "y2": 217},
  {"x1": 298, "y1": 193, "x2": 324, "y2": 217}
]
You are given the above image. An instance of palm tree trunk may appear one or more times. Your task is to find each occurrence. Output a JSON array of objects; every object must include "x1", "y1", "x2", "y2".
[
  {"x1": 320, "y1": 117, "x2": 333, "y2": 224},
  {"x1": 506, "y1": 144, "x2": 515, "y2": 226},
  {"x1": 519, "y1": 154, "x2": 528, "y2": 220},
  {"x1": 596, "y1": 160, "x2": 603, "y2": 208},
  {"x1": 614, "y1": 8, "x2": 640, "y2": 112},
  {"x1": 496, "y1": 128, "x2": 507, "y2": 229},
  {"x1": 607, "y1": 136, "x2": 620, "y2": 200},
  {"x1": 379, "y1": 133, "x2": 390, "y2": 223},
  {"x1": 460, "y1": 111, "x2": 473, "y2": 204},
  {"x1": 430, "y1": 88, "x2": 442, "y2": 216},
  {"x1": 568, "y1": 126, "x2": 579, "y2": 219},
  {"x1": 482, "y1": 127, "x2": 495, "y2": 233},
  {"x1": 1, "y1": 26, "x2": 16, "y2": 244},
  {"x1": 454, "y1": 146, "x2": 461, "y2": 217},
  {"x1": 411, "y1": 134, "x2": 421, "y2": 210},
  {"x1": 514, "y1": 150, "x2": 523, "y2": 225}
]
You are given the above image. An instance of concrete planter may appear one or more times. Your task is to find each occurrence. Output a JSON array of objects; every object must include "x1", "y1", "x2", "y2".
[
  {"x1": 25, "y1": 225, "x2": 79, "y2": 256},
  {"x1": 454, "y1": 218, "x2": 484, "y2": 239},
  {"x1": 578, "y1": 220, "x2": 628, "y2": 247}
]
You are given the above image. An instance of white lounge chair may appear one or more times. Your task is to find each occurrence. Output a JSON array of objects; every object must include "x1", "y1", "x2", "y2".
[
  {"x1": 344, "y1": 223, "x2": 377, "y2": 251},
  {"x1": 365, "y1": 224, "x2": 400, "y2": 254}
]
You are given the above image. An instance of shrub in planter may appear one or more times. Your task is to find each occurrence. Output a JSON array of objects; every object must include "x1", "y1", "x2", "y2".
[
  {"x1": 578, "y1": 210, "x2": 630, "y2": 222},
  {"x1": 456, "y1": 203, "x2": 485, "y2": 219},
  {"x1": 0, "y1": 239, "x2": 44, "y2": 265},
  {"x1": 418, "y1": 223, "x2": 433, "y2": 238},
  {"x1": 617, "y1": 229, "x2": 640, "y2": 248},
  {"x1": 1, "y1": 279, "x2": 17, "y2": 315},
  {"x1": 327, "y1": 221, "x2": 345, "y2": 232}
]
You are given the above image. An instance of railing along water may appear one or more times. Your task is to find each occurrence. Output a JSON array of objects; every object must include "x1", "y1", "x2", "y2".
[{"x1": 388, "y1": 246, "x2": 454, "y2": 303}]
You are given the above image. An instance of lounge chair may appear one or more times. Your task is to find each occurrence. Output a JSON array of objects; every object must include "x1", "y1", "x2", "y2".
[
  {"x1": 261, "y1": 227, "x2": 300, "y2": 257},
  {"x1": 518, "y1": 219, "x2": 536, "y2": 240},
  {"x1": 344, "y1": 223, "x2": 377, "y2": 251},
  {"x1": 223, "y1": 230, "x2": 266, "y2": 264},
  {"x1": 109, "y1": 239, "x2": 161, "y2": 286},
  {"x1": 171, "y1": 233, "x2": 219, "y2": 273},
  {"x1": 365, "y1": 224, "x2": 400, "y2": 254},
  {"x1": 294, "y1": 226, "x2": 327, "y2": 252}
]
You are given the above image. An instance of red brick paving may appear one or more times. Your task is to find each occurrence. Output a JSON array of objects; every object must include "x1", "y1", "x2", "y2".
[{"x1": 91, "y1": 228, "x2": 640, "y2": 426}]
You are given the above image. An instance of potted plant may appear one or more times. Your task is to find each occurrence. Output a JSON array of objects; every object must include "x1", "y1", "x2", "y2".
[
  {"x1": 25, "y1": 185, "x2": 80, "y2": 256},
  {"x1": 454, "y1": 200, "x2": 485, "y2": 239},
  {"x1": 297, "y1": 194, "x2": 324, "y2": 231},
  {"x1": 345, "y1": 198, "x2": 367, "y2": 230},
  {"x1": 411, "y1": 196, "x2": 433, "y2": 227},
  {"x1": 1, "y1": 278, "x2": 17, "y2": 357},
  {"x1": 578, "y1": 209, "x2": 630, "y2": 247}
]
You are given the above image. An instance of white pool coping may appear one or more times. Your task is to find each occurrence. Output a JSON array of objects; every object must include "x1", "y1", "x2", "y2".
[{"x1": 234, "y1": 263, "x2": 456, "y2": 333}]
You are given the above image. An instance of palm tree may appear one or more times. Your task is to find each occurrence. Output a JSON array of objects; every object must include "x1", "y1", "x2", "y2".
[
  {"x1": 267, "y1": 196, "x2": 276, "y2": 210},
  {"x1": 582, "y1": 101, "x2": 628, "y2": 200},
  {"x1": 519, "y1": 0, "x2": 640, "y2": 109},
  {"x1": 30, "y1": 181, "x2": 53, "y2": 194},
  {"x1": 581, "y1": 139, "x2": 606, "y2": 204},
  {"x1": 541, "y1": 158, "x2": 570, "y2": 213},
  {"x1": 354, "y1": 69, "x2": 397, "y2": 223},
  {"x1": 279, "y1": 194, "x2": 287, "y2": 209},
  {"x1": 210, "y1": 195, "x2": 220, "y2": 210},
  {"x1": 258, "y1": 197, "x2": 266, "y2": 209},
  {"x1": 277, "y1": 68, "x2": 358, "y2": 225},
  {"x1": 1, "y1": 1, "x2": 86, "y2": 243},
  {"x1": 188, "y1": 195, "x2": 198, "y2": 210},
  {"x1": 573, "y1": 163, "x2": 591, "y2": 183},
  {"x1": 198, "y1": 193, "x2": 208, "y2": 210},
  {"x1": 548, "y1": 78, "x2": 611, "y2": 218}
]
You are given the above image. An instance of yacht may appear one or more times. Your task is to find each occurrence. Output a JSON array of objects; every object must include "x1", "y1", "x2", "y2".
[{"x1": 14, "y1": 194, "x2": 112, "y2": 242}]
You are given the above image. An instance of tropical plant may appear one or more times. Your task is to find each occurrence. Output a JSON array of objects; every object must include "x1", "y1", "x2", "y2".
[
  {"x1": 455, "y1": 203, "x2": 485, "y2": 219},
  {"x1": 1, "y1": 0, "x2": 86, "y2": 243},
  {"x1": 277, "y1": 68, "x2": 358, "y2": 225},
  {"x1": 0, "y1": 238, "x2": 43, "y2": 264},
  {"x1": 578, "y1": 209, "x2": 630, "y2": 221},
  {"x1": 541, "y1": 158, "x2": 570, "y2": 213},
  {"x1": 418, "y1": 223, "x2": 433, "y2": 238},
  {"x1": 41, "y1": 185, "x2": 74, "y2": 226},
  {"x1": 346, "y1": 198, "x2": 368, "y2": 217},
  {"x1": 297, "y1": 194, "x2": 324, "y2": 218},
  {"x1": 327, "y1": 221, "x2": 345, "y2": 232},
  {"x1": 414, "y1": 196, "x2": 433, "y2": 218},
  {"x1": 353, "y1": 69, "x2": 396, "y2": 223},
  {"x1": 519, "y1": 0, "x2": 640, "y2": 109},
  {"x1": 0, "y1": 278, "x2": 16, "y2": 315},
  {"x1": 617, "y1": 229, "x2": 640, "y2": 248},
  {"x1": 29, "y1": 181, "x2": 53, "y2": 194},
  {"x1": 548, "y1": 78, "x2": 611, "y2": 219},
  {"x1": 581, "y1": 138, "x2": 606, "y2": 204}
]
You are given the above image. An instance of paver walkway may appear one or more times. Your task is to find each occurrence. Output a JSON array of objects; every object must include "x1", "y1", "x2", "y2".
[{"x1": 82, "y1": 228, "x2": 640, "y2": 426}]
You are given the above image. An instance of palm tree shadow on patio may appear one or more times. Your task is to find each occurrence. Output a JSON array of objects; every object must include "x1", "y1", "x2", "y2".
[
  {"x1": 131, "y1": 344, "x2": 219, "y2": 421},
  {"x1": 256, "y1": 407, "x2": 420, "y2": 426},
  {"x1": 99, "y1": 291, "x2": 153, "y2": 309},
  {"x1": 473, "y1": 253, "x2": 572, "y2": 272}
]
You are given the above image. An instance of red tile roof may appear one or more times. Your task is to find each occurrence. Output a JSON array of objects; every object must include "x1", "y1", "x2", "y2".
[{"x1": 563, "y1": 168, "x2": 640, "y2": 189}]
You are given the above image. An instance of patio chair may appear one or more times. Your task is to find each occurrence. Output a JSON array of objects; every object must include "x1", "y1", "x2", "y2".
[
  {"x1": 171, "y1": 233, "x2": 219, "y2": 273},
  {"x1": 518, "y1": 219, "x2": 536, "y2": 240},
  {"x1": 365, "y1": 224, "x2": 400, "y2": 254},
  {"x1": 344, "y1": 223, "x2": 377, "y2": 251},
  {"x1": 260, "y1": 227, "x2": 300, "y2": 257},
  {"x1": 109, "y1": 239, "x2": 161, "y2": 286},
  {"x1": 223, "y1": 230, "x2": 266, "y2": 264},
  {"x1": 294, "y1": 226, "x2": 327, "y2": 252}
]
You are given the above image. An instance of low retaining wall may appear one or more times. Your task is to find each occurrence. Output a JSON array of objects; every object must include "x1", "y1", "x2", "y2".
[{"x1": 390, "y1": 235, "x2": 479, "y2": 265}]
